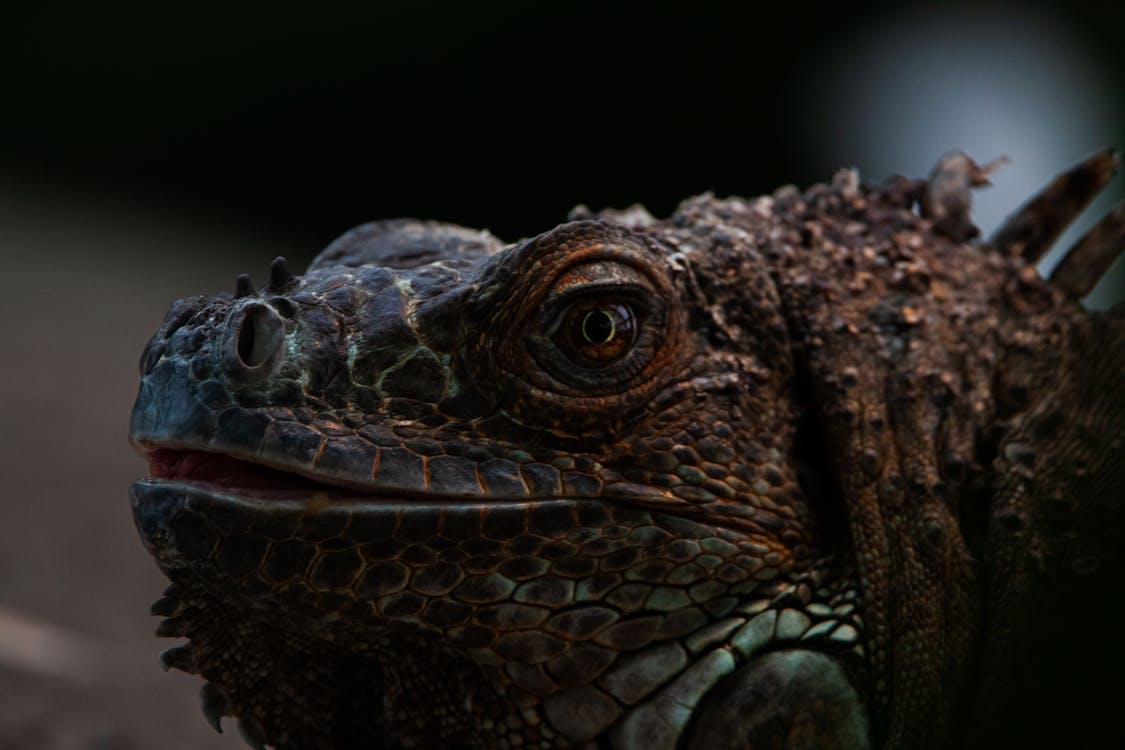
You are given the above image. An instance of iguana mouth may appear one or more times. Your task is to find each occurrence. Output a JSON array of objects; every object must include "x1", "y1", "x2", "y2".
[
  {"x1": 147, "y1": 449, "x2": 332, "y2": 492},
  {"x1": 138, "y1": 445, "x2": 566, "y2": 505},
  {"x1": 140, "y1": 447, "x2": 483, "y2": 503}
]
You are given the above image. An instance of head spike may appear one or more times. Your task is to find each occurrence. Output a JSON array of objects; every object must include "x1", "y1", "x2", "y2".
[
  {"x1": 234, "y1": 273, "x2": 254, "y2": 298},
  {"x1": 238, "y1": 715, "x2": 268, "y2": 750},
  {"x1": 1048, "y1": 201, "x2": 1125, "y2": 298},
  {"x1": 990, "y1": 149, "x2": 1119, "y2": 262},
  {"x1": 158, "y1": 644, "x2": 197, "y2": 674},
  {"x1": 199, "y1": 682, "x2": 230, "y2": 734},
  {"x1": 268, "y1": 256, "x2": 296, "y2": 292},
  {"x1": 920, "y1": 151, "x2": 1008, "y2": 242}
]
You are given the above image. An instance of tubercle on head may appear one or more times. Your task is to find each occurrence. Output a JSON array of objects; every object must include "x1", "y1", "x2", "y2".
[{"x1": 232, "y1": 256, "x2": 298, "y2": 299}]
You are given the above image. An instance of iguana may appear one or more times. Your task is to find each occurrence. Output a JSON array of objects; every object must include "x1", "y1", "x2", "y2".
[{"x1": 129, "y1": 151, "x2": 1125, "y2": 749}]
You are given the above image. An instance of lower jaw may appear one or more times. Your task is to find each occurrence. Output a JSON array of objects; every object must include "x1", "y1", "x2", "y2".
[
  {"x1": 130, "y1": 476, "x2": 572, "y2": 546},
  {"x1": 154, "y1": 578, "x2": 870, "y2": 750},
  {"x1": 134, "y1": 480, "x2": 870, "y2": 748}
]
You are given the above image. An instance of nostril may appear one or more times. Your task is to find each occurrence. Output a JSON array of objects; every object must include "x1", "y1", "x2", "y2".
[
  {"x1": 226, "y1": 302, "x2": 284, "y2": 379},
  {"x1": 237, "y1": 306, "x2": 279, "y2": 367}
]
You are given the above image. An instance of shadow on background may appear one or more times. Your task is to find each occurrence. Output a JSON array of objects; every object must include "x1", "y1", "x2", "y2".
[{"x1": 0, "y1": 1, "x2": 1121, "y2": 747}]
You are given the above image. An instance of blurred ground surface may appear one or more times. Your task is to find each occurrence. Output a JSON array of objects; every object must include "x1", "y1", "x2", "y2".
[{"x1": 0, "y1": 178, "x2": 309, "y2": 749}]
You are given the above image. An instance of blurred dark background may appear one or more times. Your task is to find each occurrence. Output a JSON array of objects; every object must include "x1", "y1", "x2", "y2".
[
  {"x1": 5, "y1": 1, "x2": 1125, "y2": 270},
  {"x1": 0, "y1": 2, "x2": 1122, "y2": 747}
]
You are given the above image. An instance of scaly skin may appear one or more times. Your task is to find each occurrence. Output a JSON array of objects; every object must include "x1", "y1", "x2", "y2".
[{"x1": 130, "y1": 155, "x2": 1125, "y2": 749}]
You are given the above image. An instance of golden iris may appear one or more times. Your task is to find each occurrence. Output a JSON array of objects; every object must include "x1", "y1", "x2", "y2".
[{"x1": 560, "y1": 300, "x2": 636, "y2": 364}]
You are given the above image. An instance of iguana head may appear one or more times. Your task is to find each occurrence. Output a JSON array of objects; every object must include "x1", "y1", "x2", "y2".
[
  {"x1": 131, "y1": 153, "x2": 1125, "y2": 750},
  {"x1": 132, "y1": 215, "x2": 869, "y2": 748}
]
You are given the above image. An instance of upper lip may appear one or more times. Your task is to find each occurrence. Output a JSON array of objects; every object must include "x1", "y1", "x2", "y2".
[
  {"x1": 141, "y1": 447, "x2": 359, "y2": 494},
  {"x1": 136, "y1": 445, "x2": 491, "y2": 503}
]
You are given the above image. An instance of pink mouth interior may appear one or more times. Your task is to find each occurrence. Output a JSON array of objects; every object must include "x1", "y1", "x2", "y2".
[{"x1": 148, "y1": 449, "x2": 326, "y2": 490}]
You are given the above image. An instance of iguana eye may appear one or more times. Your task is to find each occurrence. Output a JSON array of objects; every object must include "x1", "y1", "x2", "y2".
[
  {"x1": 556, "y1": 300, "x2": 637, "y2": 365},
  {"x1": 526, "y1": 276, "x2": 661, "y2": 394},
  {"x1": 465, "y1": 226, "x2": 684, "y2": 415}
]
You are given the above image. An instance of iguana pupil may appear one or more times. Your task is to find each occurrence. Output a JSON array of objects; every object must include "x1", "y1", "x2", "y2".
[
  {"x1": 582, "y1": 308, "x2": 616, "y2": 343},
  {"x1": 562, "y1": 300, "x2": 634, "y2": 365}
]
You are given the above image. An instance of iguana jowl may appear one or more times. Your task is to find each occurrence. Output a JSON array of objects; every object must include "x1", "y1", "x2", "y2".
[{"x1": 129, "y1": 152, "x2": 1125, "y2": 749}]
